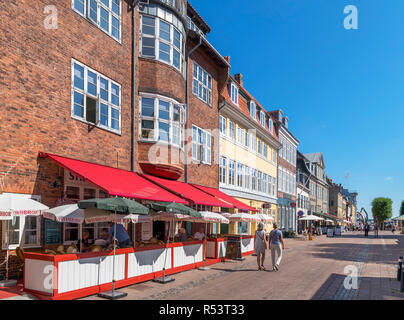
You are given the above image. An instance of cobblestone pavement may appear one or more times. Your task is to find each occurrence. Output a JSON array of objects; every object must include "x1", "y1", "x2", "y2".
[{"x1": 82, "y1": 231, "x2": 404, "y2": 300}]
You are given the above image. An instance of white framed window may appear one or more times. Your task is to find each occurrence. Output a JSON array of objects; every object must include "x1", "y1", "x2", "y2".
[
  {"x1": 257, "y1": 171, "x2": 263, "y2": 193},
  {"x1": 228, "y1": 160, "x2": 235, "y2": 185},
  {"x1": 219, "y1": 115, "x2": 226, "y2": 135},
  {"x1": 193, "y1": 62, "x2": 212, "y2": 106},
  {"x1": 140, "y1": 11, "x2": 185, "y2": 73},
  {"x1": 244, "y1": 131, "x2": 249, "y2": 148},
  {"x1": 230, "y1": 82, "x2": 238, "y2": 105},
  {"x1": 272, "y1": 177, "x2": 277, "y2": 196},
  {"x1": 192, "y1": 125, "x2": 211, "y2": 165},
  {"x1": 139, "y1": 93, "x2": 185, "y2": 147},
  {"x1": 1, "y1": 193, "x2": 41, "y2": 250},
  {"x1": 268, "y1": 117, "x2": 273, "y2": 133},
  {"x1": 72, "y1": 59, "x2": 121, "y2": 133},
  {"x1": 263, "y1": 144, "x2": 268, "y2": 159},
  {"x1": 245, "y1": 166, "x2": 250, "y2": 190},
  {"x1": 249, "y1": 100, "x2": 256, "y2": 119},
  {"x1": 251, "y1": 135, "x2": 256, "y2": 152},
  {"x1": 237, "y1": 163, "x2": 244, "y2": 188},
  {"x1": 219, "y1": 156, "x2": 227, "y2": 184},
  {"x1": 257, "y1": 139, "x2": 262, "y2": 155},
  {"x1": 229, "y1": 121, "x2": 235, "y2": 140},
  {"x1": 260, "y1": 110, "x2": 265, "y2": 127},
  {"x1": 252, "y1": 169, "x2": 257, "y2": 191},
  {"x1": 237, "y1": 126, "x2": 243, "y2": 145},
  {"x1": 273, "y1": 150, "x2": 277, "y2": 164},
  {"x1": 72, "y1": 0, "x2": 122, "y2": 42}
]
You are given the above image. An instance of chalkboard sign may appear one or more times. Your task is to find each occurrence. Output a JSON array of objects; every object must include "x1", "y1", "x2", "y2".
[{"x1": 44, "y1": 219, "x2": 62, "y2": 244}]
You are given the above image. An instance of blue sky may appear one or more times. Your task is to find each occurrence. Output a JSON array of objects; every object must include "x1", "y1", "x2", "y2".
[{"x1": 192, "y1": 0, "x2": 404, "y2": 217}]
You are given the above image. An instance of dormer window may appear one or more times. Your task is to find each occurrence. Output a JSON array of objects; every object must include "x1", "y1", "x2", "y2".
[
  {"x1": 230, "y1": 82, "x2": 238, "y2": 105},
  {"x1": 268, "y1": 118, "x2": 273, "y2": 133},
  {"x1": 260, "y1": 110, "x2": 265, "y2": 127},
  {"x1": 249, "y1": 101, "x2": 256, "y2": 119}
]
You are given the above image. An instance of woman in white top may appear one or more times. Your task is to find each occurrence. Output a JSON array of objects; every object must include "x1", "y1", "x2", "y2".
[{"x1": 255, "y1": 222, "x2": 267, "y2": 271}]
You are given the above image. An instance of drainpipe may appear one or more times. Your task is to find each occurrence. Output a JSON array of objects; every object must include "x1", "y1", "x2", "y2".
[
  {"x1": 131, "y1": 0, "x2": 140, "y2": 172},
  {"x1": 184, "y1": 36, "x2": 202, "y2": 183}
]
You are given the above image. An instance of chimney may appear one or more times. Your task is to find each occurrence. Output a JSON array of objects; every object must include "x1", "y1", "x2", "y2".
[
  {"x1": 224, "y1": 56, "x2": 230, "y2": 64},
  {"x1": 234, "y1": 73, "x2": 243, "y2": 87}
]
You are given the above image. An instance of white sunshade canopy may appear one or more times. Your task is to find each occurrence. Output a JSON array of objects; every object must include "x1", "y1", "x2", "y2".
[
  {"x1": 256, "y1": 214, "x2": 274, "y2": 223},
  {"x1": 192, "y1": 211, "x2": 229, "y2": 224},
  {"x1": 0, "y1": 194, "x2": 49, "y2": 220},
  {"x1": 299, "y1": 215, "x2": 324, "y2": 221},
  {"x1": 325, "y1": 219, "x2": 334, "y2": 223},
  {"x1": 44, "y1": 204, "x2": 151, "y2": 224},
  {"x1": 151, "y1": 211, "x2": 196, "y2": 222},
  {"x1": 228, "y1": 213, "x2": 261, "y2": 223}
]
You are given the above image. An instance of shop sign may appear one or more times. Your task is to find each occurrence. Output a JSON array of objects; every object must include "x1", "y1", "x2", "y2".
[{"x1": 64, "y1": 170, "x2": 89, "y2": 187}]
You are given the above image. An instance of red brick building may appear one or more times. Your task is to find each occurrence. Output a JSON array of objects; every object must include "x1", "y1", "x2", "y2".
[{"x1": 0, "y1": 0, "x2": 229, "y2": 278}]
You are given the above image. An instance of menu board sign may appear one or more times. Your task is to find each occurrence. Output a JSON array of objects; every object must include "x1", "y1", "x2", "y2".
[
  {"x1": 141, "y1": 222, "x2": 153, "y2": 241},
  {"x1": 44, "y1": 219, "x2": 62, "y2": 244}
]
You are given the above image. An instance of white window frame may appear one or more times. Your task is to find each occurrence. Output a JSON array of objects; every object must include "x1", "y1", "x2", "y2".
[
  {"x1": 260, "y1": 110, "x2": 265, "y2": 127},
  {"x1": 72, "y1": 0, "x2": 122, "y2": 43},
  {"x1": 71, "y1": 59, "x2": 122, "y2": 134},
  {"x1": 249, "y1": 100, "x2": 256, "y2": 119},
  {"x1": 219, "y1": 156, "x2": 227, "y2": 184},
  {"x1": 219, "y1": 115, "x2": 226, "y2": 135},
  {"x1": 192, "y1": 125, "x2": 211, "y2": 165},
  {"x1": 229, "y1": 121, "x2": 235, "y2": 140},
  {"x1": 230, "y1": 82, "x2": 239, "y2": 106},
  {"x1": 228, "y1": 159, "x2": 235, "y2": 186},
  {"x1": 237, "y1": 163, "x2": 244, "y2": 188},
  {"x1": 139, "y1": 93, "x2": 185, "y2": 148},
  {"x1": 237, "y1": 126, "x2": 243, "y2": 145},
  {"x1": 192, "y1": 62, "x2": 212, "y2": 106},
  {"x1": 245, "y1": 166, "x2": 250, "y2": 190}
]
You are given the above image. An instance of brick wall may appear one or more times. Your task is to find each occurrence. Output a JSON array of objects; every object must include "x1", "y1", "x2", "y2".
[{"x1": 0, "y1": 0, "x2": 133, "y2": 279}]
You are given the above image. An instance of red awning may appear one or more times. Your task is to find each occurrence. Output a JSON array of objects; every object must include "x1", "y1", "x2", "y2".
[
  {"x1": 40, "y1": 153, "x2": 188, "y2": 204},
  {"x1": 191, "y1": 184, "x2": 258, "y2": 212},
  {"x1": 142, "y1": 175, "x2": 233, "y2": 208}
]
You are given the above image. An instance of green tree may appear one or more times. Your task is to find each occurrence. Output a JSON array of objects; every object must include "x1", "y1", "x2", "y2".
[
  {"x1": 400, "y1": 200, "x2": 404, "y2": 216},
  {"x1": 371, "y1": 197, "x2": 393, "y2": 230}
]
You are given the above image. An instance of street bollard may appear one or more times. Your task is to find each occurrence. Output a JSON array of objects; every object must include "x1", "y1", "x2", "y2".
[{"x1": 398, "y1": 257, "x2": 403, "y2": 281}]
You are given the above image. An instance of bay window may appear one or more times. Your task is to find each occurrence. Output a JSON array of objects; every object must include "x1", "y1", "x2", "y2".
[
  {"x1": 73, "y1": 0, "x2": 122, "y2": 42},
  {"x1": 140, "y1": 7, "x2": 185, "y2": 73},
  {"x1": 139, "y1": 94, "x2": 185, "y2": 148},
  {"x1": 72, "y1": 59, "x2": 121, "y2": 133},
  {"x1": 193, "y1": 62, "x2": 212, "y2": 106}
]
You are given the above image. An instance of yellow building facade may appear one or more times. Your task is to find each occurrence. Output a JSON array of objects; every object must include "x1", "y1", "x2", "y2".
[{"x1": 218, "y1": 85, "x2": 281, "y2": 235}]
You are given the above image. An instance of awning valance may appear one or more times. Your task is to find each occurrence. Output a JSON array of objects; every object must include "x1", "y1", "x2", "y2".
[
  {"x1": 40, "y1": 153, "x2": 188, "y2": 204},
  {"x1": 142, "y1": 175, "x2": 233, "y2": 208},
  {"x1": 191, "y1": 184, "x2": 258, "y2": 212}
]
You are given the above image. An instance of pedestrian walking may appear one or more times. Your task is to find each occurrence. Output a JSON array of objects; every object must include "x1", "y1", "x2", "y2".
[
  {"x1": 254, "y1": 222, "x2": 267, "y2": 271},
  {"x1": 364, "y1": 223, "x2": 369, "y2": 237},
  {"x1": 269, "y1": 223, "x2": 285, "y2": 271}
]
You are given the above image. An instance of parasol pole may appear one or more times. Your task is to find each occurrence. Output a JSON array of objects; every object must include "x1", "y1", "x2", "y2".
[
  {"x1": 198, "y1": 221, "x2": 209, "y2": 270},
  {"x1": 5, "y1": 219, "x2": 9, "y2": 281},
  {"x1": 111, "y1": 208, "x2": 117, "y2": 295},
  {"x1": 153, "y1": 214, "x2": 174, "y2": 283}
]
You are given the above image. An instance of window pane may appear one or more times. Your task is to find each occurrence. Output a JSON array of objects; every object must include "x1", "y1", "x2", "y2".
[
  {"x1": 73, "y1": 91, "x2": 84, "y2": 118},
  {"x1": 159, "y1": 20, "x2": 171, "y2": 42},
  {"x1": 74, "y1": 0, "x2": 85, "y2": 15},
  {"x1": 87, "y1": 70, "x2": 97, "y2": 96},
  {"x1": 100, "y1": 78, "x2": 109, "y2": 101},
  {"x1": 111, "y1": 83, "x2": 120, "y2": 106},
  {"x1": 111, "y1": 108, "x2": 119, "y2": 130},
  {"x1": 159, "y1": 41, "x2": 170, "y2": 62},
  {"x1": 73, "y1": 63, "x2": 84, "y2": 90},
  {"x1": 89, "y1": 0, "x2": 97, "y2": 23},
  {"x1": 158, "y1": 122, "x2": 169, "y2": 142},
  {"x1": 142, "y1": 16, "x2": 155, "y2": 36},
  {"x1": 141, "y1": 120, "x2": 154, "y2": 139},
  {"x1": 141, "y1": 97, "x2": 155, "y2": 117},
  {"x1": 100, "y1": 103, "x2": 109, "y2": 126},
  {"x1": 173, "y1": 106, "x2": 180, "y2": 122},
  {"x1": 101, "y1": 0, "x2": 109, "y2": 7},
  {"x1": 142, "y1": 37, "x2": 155, "y2": 56},
  {"x1": 112, "y1": 0, "x2": 120, "y2": 15},
  {"x1": 66, "y1": 186, "x2": 80, "y2": 200},
  {"x1": 84, "y1": 188, "x2": 96, "y2": 200},
  {"x1": 100, "y1": 7, "x2": 110, "y2": 32},
  {"x1": 112, "y1": 16, "x2": 120, "y2": 40},
  {"x1": 173, "y1": 49, "x2": 180, "y2": 69},
  {"x1": 158, "y1": 100, "x2": 170, "y2": 120},
  {"x1": 173, "y1": 28, "x2": 180, "y2": 49},
  {"x1": 5, "y1": 218, "x2": 20, "y2": 245}
]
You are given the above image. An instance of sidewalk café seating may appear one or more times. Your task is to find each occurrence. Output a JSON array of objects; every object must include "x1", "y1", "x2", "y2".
[{"x1": 56, "y1": 245, "x2": 65, "y2": 254}]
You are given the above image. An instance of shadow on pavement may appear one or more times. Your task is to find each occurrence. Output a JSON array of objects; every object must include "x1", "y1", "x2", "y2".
[
  {"x1": 209, "y1": 267, "x2": 258, "y2": 273},
  {"x1": 311, "y1": 273, "x2": 404, "y2": 300}
]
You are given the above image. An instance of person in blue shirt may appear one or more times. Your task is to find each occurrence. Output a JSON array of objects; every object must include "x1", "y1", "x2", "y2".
[
  {"x1": 108, "y1": 222, "x2": 132, "y2": 248},
  {"x1": 269, "y1": 223, "x2": 285, "y2": 271}
]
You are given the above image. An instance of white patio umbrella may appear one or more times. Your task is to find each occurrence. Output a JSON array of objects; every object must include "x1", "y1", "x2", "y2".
[
  {"x1": 256, "y1": 214, "x2": 274, "y2": 223},
  {"x1": 228, "y1": 212, "x2": 261, "y2": 223},
  {"x1": 190, "y1": 211, "x2": 229, "y2": 270},
  {"x1": 0, "y1": 194, "x2": 49, "y2": 285},
  {"x1": 299, "y1": 215, "x2": 324, "y2": 221}
]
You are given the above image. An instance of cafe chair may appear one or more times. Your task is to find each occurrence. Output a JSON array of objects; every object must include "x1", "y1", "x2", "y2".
[{"x1": 15, "y1": 246, "x2": 25, "y2": 280}]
